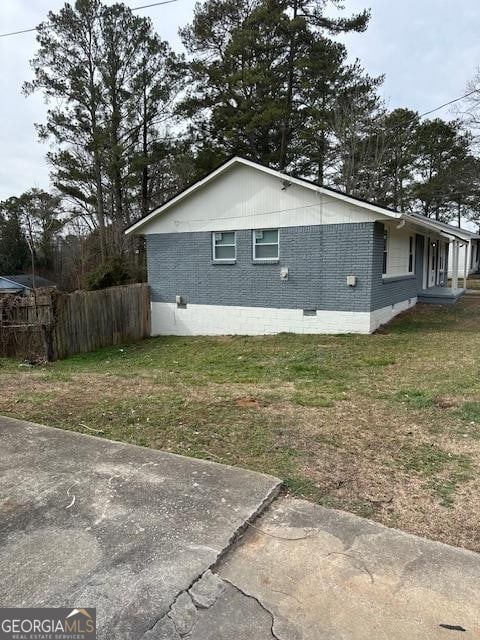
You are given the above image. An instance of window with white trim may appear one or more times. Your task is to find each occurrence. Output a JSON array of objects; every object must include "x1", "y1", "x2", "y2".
[
  {"x1": 253, "y1": 229, "x2": 279, "y2": 260},
  {"x1": 212, "y1": 231, "x2": 236, "y2": 261},
  {"x1": 408, "y1": 235, "x2": 415, "y2": 273}
]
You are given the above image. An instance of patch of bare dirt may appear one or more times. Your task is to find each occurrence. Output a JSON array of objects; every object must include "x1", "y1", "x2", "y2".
[
  {"x1": 434, "y1": 395, "x2": 462, "y2": 409},
  {"x1": 234, "y1": 397, "x2": 262, "y2": 408}
]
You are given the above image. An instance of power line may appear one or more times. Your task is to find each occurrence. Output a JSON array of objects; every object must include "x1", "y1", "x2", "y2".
[
  {"x1": 132, "y1": 0, "x2": 178, "y2": 9},
  {"x1": 152, "y1": 90, "x2": 480, "y2": 147},
  {"x1": 0, "y1": 1, "x2": 478, "y2": 125},
  {"x1": 145, "y1": 188, "x2": 480, "y2": 227},
  {"x1": 359, "y1": 89, "x2": 480, "y2": 140},
  {"x1": 418, "y1": 89, "x2": 480, "y2": 119},
  {"x1": 0, "y1": 0, "x2": 179, "y2": 39},
  {"x1": 0, "y1": 27, "x2": 37, "y2": 38}
]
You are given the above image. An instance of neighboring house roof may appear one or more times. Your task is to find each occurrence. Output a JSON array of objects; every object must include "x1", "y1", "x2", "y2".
[
  {"x1": 0, "y1": 274, "x2": 57, "y2": 290},
  {"x1": 124, "y1": 156, "x2": 470, "y2": 242}
]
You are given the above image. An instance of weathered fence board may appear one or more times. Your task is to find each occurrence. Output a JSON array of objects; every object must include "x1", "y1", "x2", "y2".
[
  {"x1": 0, "y1": 283, "x2": 150, "y2": 361},
  {"x1": 0, "y1": 291, "x2": 53, "y2": 359}
]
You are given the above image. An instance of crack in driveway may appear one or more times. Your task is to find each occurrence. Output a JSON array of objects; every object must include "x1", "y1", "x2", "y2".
[{"x1": 221, "y1": 576, "x2": 284, "y2": 640}]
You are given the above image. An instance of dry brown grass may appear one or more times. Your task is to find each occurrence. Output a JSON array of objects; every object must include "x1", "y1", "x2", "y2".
[{"x1": 2, "y1": 298, "x2": 480, "y2": 551}]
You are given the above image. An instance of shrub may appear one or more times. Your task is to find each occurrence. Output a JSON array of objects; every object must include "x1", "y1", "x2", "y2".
[{"x1": 86, "y1": 257, "x2": 131, "y2": 290}]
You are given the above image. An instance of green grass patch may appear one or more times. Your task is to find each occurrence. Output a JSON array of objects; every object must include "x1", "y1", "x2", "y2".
[
  {"x1": 395, "y1": 443, "x2": 452, "y2": 474},
  {"x1": 394, "y1": 443, "x2": 473, "y2": 507},
  {"x1": 284, "y1": 475, "x2": 318, "y2": 498},
  {"x1": 457, "y1": 402, "x2": 480, "y2": 424},
  {"x1": 362, "y1": 356, "x2": 396, "y2": 367},
  {"x1": 429, "y1": 455, "x2": 473, "y2": 507},
  {"x1": 392, "y1": 388, "x2": 434, "y2": 409},
  {"x1": 3, "y1": 297, "x2": 480, "y2": 550},
  {"x1": 290, "y1": 393, "x2": 334, "y2": 408}
]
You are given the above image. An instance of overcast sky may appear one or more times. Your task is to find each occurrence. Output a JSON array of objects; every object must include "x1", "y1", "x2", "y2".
[{"x1": 1, "y1": 0, "x2": 479, "y2": 200}]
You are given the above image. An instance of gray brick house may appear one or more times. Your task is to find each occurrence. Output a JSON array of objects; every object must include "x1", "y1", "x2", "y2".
[{"x1": 126, "y1": 157, "x2": 469, "y2": 336}]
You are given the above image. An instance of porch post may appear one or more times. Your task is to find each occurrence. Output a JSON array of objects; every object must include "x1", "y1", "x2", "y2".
[
  {"x1": 463, "y1": 242, "x2": 468, "y2": 290},
  {"x1": 452, "y1": 240, "x2": 459, "y2": 291}
]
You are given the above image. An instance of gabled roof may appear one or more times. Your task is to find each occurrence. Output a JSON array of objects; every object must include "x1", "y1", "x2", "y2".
[
  {"x1": 124, "y1": 156, "x2": 475, "y2": 243},
  {"x1": 125, "y1": 156, "x2": 403, "y2": 235},
  {"x1": 0, "y1": 274, "x2": 57, "y2": 289}
]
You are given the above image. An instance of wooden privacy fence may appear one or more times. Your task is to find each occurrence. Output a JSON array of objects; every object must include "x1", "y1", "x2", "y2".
[{"x1": 0, "y1": 283, "x2": 150, "y2": 361}]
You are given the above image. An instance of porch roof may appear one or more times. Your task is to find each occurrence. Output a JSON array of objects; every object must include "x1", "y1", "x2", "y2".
[{"x1": 404, "y1": 213, "x2": 480, "y2": 242}]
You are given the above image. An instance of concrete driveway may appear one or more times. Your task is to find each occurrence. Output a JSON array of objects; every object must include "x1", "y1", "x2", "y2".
[
  {"x1": 216, "y1": 498, "x2": 480, "y2": 639},
  {"x1": 1, "y1": 416, "x2": 480, "y2": 639},
  {"x1": 0, "y1": 417, "x2": 280, "y2": 638}
]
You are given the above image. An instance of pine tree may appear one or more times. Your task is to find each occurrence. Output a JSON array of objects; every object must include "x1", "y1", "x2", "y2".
[
  {"x1": 411, "y1": 119, "x2": 473, "y2": 221},
  {"x1": 0, "y1": 200, "x2": 30, "y2": 274},
  {"x1": 25, "y1": 0, "x2": 180, "y2": 259},
  {"x1": 179, "y1": 0, "x2": 371, "y2": 176}
]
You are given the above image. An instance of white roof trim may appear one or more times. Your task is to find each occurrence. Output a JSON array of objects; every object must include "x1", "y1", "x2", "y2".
[
  {"x1": 125, "y1": 157, "x2": 402, "y2": 235},
  {"x1": 401, "y1": 214, "x2": 471, "y2": 242}
]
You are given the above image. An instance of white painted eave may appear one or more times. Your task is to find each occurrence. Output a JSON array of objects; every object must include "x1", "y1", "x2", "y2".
[
  {"x1": 405, "y1": 213, "x2": 479, "y2": 241},
  {"x1": 400, "y1": 214, "x2": 470, "y2": 243}
]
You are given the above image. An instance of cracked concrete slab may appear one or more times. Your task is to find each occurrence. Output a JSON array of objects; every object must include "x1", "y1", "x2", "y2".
[
  {"x1": 152, "y1": 569, "x2": 278, "y2": 639},
  {"x1": 0, "y1": 416, "x2": 281, "y2": 639},
  {"x1": 218, "y1": 497, "x2": 480, "y2": 640},
  {"x1": 168, "y1": 591, "x2": 198, "y2": 636},
  {"x1": 184, "y1": 579, "x2": 277, "y2": 639},
  {"x1": 188, "y1": 569, "x2": 226, "y2": 608}
]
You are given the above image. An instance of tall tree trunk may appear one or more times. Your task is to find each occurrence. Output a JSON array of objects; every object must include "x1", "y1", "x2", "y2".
[
  {"x1": 317, "y1": 130, "x2": 326, "y2": 184},
  {"x1": 109, "y1": 74, "x2": 125, "y2": 255},
  {"x1": 279, "y1": 0, "x2": 298, "y2": 170},
  {"x1": 93, "y1": 150, "x2": 106, "y2": 261},
  {"x1": 141, "y1": 79, "x2": 149, "y2": 216},
  {"x1": 86, "y1": 24, "x2": 107, "y2": 262}
]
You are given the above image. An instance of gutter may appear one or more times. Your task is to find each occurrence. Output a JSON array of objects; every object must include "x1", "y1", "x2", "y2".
[{"x1": 400, "y1": 214, "x2": 469, "y2": 243}]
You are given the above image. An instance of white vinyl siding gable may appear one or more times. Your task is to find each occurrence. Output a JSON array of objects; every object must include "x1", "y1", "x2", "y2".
[{"x1": 134, "y1": 163, "x2": 392, "y2": 235}]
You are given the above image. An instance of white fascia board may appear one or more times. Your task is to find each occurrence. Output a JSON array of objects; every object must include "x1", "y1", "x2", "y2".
[
  {"x1": 401, "y1": 214, "x2": 469, "y2": 242},
  {"x1": 125, "y1": 157, "x2": 401, "y2": 235},
  {"x1": 405, "y1": 213, "x2": 478, "y2": 241}
]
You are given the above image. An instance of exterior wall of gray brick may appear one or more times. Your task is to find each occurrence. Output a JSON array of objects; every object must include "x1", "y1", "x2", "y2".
[
  {"x1": 146, "y1": 222, "x2": 420, "y2": 313},
  {"x1": 369, "y1": 222, "x2": 419, "y2": 311}
]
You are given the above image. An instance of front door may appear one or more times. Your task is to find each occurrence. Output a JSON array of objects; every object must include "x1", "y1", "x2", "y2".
[{"x1": 428, "y1": 240, "x2": 438, "y2": 287}]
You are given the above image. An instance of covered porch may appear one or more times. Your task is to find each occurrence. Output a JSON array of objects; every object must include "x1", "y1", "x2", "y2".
[
  {"x1": 417, "y1": 237, "x2": 466, "y2": 304},
  {"x1": 417, "y1": 285, "x2": 464, "y2": 304}
]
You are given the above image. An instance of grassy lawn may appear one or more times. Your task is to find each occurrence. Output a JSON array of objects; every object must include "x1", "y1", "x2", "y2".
[{"x1": 2, "y1": 298, "x2": 480, "y2": 551}]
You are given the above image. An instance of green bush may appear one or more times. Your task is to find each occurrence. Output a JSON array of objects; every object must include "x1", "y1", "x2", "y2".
[{"x1": 86, "y1": 257, "x2": 131, "y2": 290}]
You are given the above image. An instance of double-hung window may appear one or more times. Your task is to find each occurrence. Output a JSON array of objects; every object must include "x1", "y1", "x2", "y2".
[
  {"x1": 253, "y1": 229, "x2": 279, "y2": 261},
  {"x1": 212, "y1": 231, "x2": 236, "y2": 261},
  {"x1": 408, "y1": 235, "x2": 415, "y2": 273}
]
